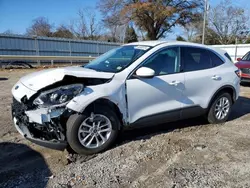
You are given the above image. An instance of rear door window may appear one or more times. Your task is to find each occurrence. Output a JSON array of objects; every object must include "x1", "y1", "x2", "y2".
[{"x1": 181, "y1": 47, "x2": 212, "y2": 72}]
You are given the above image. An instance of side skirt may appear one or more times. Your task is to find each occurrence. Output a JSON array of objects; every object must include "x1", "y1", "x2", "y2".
[{"x1": 126, "y1": 106, "x2": 206, "y2": 130}]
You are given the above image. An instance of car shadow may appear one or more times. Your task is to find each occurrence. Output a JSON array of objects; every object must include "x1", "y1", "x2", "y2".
[
  {"x1": 118, "y1": 116, "x2": 208, "y2": 145},
  {"x1": 117, "y1": 96, "x2": 250, "y2": 145},
  {"x1": 240, "y1": 82, "x2": 250, "y2": 87},
  {"x1": 0, "y1": 142, "x2": 51, "y2": 188},
  {"x1": 0, "y1": 78, "x2": 8, "y2": 81},
  {"x1": 139, "y1": 77, "x2": 195, "y2": 105},
  {"x1": 229, "y1": 96, "x2": 250, "y2": 120}
]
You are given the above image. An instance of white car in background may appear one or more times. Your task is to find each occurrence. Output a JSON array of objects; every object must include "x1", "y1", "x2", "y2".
[{"x1": 12, "y1": 41, "x2": 240, "y2": 155}]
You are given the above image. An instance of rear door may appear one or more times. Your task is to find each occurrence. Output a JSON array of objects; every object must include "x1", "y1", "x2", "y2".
[{"x1": 181, "y1": 47, "x2": 225, "y2": 117}]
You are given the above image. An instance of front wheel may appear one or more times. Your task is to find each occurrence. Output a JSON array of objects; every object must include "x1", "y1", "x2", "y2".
[
  {"x1": 66, "y1": 106, "x2": 120, "y2": 155},
  {"x1": 207, "y1": 92, "x2": 232, "y2": 124}
]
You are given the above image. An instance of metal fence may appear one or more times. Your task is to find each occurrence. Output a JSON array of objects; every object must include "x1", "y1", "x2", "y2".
[
  {"x1": 0, "y1": 34, "x2": 120, "y2": 57},
  {"x1": 3, "y1": 34, "x2": 248, "y2": 66}
]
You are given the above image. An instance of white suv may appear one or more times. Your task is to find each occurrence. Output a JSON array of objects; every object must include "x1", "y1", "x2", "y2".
[{"x1": 12, "y1": 41, "x2": 240, "y2": 155}]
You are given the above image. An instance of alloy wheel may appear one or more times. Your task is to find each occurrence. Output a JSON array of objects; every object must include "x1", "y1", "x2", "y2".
[
  {"x1": 214, "y1": 97, "x2": 230, "y2": 120},
  {"x1": 78, "y1": 113, "x2": 112, "y2": 149}
]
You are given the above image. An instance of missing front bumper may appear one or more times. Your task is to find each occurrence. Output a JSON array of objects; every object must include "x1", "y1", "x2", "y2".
[
  {"x1": 13, "y1": 117, "x2": 67, "y2": 151},
  {"x1": 12, "y1": 97, "x2": 68, "y2": 151}
]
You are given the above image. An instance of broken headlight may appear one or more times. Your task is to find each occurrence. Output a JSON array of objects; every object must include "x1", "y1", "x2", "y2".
[{"x1": 33, "y1": 84, "x2": 83, "y2": 107}]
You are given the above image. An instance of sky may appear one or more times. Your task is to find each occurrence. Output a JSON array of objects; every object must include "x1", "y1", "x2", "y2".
[
  {"x1": 0, "y1": 0, "x2": 249, "y2": 38},
  {"x1": 0, "y1": 0, "x2": 99, "y2": 34}
]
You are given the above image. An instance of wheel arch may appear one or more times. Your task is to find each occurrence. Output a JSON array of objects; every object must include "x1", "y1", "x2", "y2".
[
  {"x1": 208, "y1": 85, "x2": 236, "y2": 110},
  {"x1": 84, "y1": 98, "x2": 124, "y2": 130}
]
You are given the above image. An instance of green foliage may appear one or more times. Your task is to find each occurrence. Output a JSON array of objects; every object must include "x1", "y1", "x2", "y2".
[
  {"x1": 176, "y1": 35, "x2": 186, "y2": 41},
  {"x1": 124, "y1": 26, "x2": 138, "y2": 43},
  {"x1": 52, "y1": 26, "x2": 74, "y2": 39}
]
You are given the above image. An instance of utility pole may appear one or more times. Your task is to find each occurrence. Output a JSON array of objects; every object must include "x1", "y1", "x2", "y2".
[
  {"x1": 235, "y1": 37, "x2": 238, "y2": 61},
  {"x1": 202, "y1": 0, "x2": 208, "y2": 44}
]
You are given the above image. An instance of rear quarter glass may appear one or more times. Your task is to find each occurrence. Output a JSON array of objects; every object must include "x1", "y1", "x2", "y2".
[{"x1": 224, "y1": 53, "x2": 233, "y2": 63}]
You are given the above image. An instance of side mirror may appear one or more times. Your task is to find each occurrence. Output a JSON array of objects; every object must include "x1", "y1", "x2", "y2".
[
  {"x1": 237, "y1": 57, "x2": 242, "y2": 61},
  {"x1": 135, "y1": 67, "x2": 155, "y2": 78}
]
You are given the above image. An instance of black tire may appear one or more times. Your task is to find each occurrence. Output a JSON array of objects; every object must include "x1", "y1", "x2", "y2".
[
  {"x1": 66, "y1": 105, "x2": 120, "y2": 155},
  {"x1": 207, "y1": 92, "x2": 232, "y2": 124}
]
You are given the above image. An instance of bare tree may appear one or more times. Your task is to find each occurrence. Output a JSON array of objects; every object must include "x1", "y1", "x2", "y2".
[
  {"x1": 70, "y1": 8, "x2": 101, "y2": 40},
  {"x1": 184, "y1": 21, "x2": 203, "y2": 42},
  {"x1": 26, "y1": 17, "x2": 53, "y2": 37},
  {"x1": 98, "y1": 0, "x2": 129, "y2": 42},
  {"x1": 101, "y1": 21, "x2": 127, "y2": 42},
  {"x1": 98, "y1": 0, "x2": 127, "y2": 26},
  {"x1": 209, "y1": 0, "x2": 249, "y2": 44}
]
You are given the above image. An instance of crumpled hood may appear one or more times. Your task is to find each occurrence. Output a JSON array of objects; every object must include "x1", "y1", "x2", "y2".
[{"x1": 20, "y1": 66, "x2": 114, "y2": 91}]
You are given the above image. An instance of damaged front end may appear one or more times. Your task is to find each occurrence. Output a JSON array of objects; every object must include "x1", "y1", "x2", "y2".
[
  {"x1": 11, "y1": 66, "x2": 123, "y2": 151},
  {"x1": 11, "y1": 82, "x2": 85, "y2": 150},
  {"x1": 12, "y1": 97, "x2": 69, "y2": 150}
]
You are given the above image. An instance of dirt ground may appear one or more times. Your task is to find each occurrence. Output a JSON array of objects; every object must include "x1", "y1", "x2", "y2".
[{"x1": 1, "y1": 68, "x2": 250, "y2": 188}]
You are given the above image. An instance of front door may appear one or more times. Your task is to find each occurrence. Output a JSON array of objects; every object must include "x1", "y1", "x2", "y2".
[{"x1": 126, "y1": 47, "x2": 185, "y2": 125}]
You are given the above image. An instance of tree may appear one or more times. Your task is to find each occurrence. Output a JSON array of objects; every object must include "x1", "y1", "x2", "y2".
[
  {"x1": 176, "y1": 35, "x2": 186, "y2": 41},
  {"x1": 52, "y1": 25, "x2": 74, "y2": 38},
  {"x1": 182, "y1": 14, "x2": 203, "y2": 42},
  {"x1": 117, "y1": 0, "x2": 202, "y2": 40},
  {"x1": 26, "y1": 17, "x2": 53, "y2": 37},
  {"x1": 99, "y1": 0, "x2": 202, "y2": 40},
  {"x1": 182, "y1": 14, "x2": 221, "y2": 45},
  {"x1": 124, "y1": 25, "x2": 138, "y2": 43},
  {"x1": 191, "y1": 27, "x2": 220, "y2": 45},
  {"x1": 70, "y1": 8, "x2": 101, "y2": 40},
  {"x1": 98, "y1": 0, "x2": 128, "y2": 42},
  {"x1": 209, "y1": 0, "x2": 249, "y2": 44}
]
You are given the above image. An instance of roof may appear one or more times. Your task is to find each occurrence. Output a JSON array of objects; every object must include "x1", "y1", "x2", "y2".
[
  {"x1": 123, "y1": 40, "x2": 210, "y2": 47},
  {"x1": 123, "y1": 40, "x2": 226, "y2": 54},
  {"x1": 123, "y1": 40, "x2": 167, "y2": 47}
]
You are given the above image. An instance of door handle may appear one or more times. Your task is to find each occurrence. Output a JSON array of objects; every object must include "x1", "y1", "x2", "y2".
[
  {"x1": 169, "y1": 80, "x2": 181, "y2": 86},
  {"x1": 211, "y1": 75, "x2": 221, "y2": 80}
]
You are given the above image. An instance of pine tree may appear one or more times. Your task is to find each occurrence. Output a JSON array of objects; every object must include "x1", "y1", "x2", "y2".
[
  {"x1": 124, "y1": 26, "x2": 138, "y2": 43},
  {"x1": 176, "y1": 35, "x2": 186, "y2": 41}
]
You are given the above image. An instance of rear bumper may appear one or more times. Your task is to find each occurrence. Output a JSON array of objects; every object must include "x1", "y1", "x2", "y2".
[
  {"x1": 241, "y1": 77, "x2": 250, "y2": 82},
  {"x1": 13, "y1": 117, "x2": 67, "y2": 151}
]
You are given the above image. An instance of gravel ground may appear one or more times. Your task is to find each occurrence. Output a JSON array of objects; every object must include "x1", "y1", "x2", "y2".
[{"x1": 1, "y1": 68, "x2": 250, "y2": 188}]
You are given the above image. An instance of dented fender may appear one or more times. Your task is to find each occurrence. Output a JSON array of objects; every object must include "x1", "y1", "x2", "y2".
[{"x1": 66, "y1": 81, "x2": 127, "y2": 123}]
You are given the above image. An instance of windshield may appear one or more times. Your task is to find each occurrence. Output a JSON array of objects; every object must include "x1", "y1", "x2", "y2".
[{"x1": 84, "y1": 45, "x2": 151, "y2": 73}]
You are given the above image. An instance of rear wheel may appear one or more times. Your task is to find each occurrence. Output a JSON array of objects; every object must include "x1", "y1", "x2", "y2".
[
  {"x1": 66, "y1": 106, "x2": 120, "y2": 155},
  {"x1": 207, "y1": 92, "x2": 232, "y2": 124}
]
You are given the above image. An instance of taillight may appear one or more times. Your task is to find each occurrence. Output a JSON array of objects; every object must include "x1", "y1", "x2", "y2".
[{"x1": 235, "y1": 69, "x2": 242, "y2": 77}]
